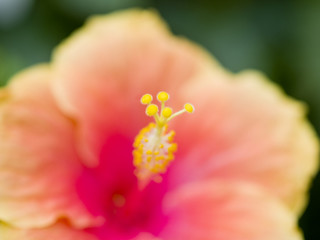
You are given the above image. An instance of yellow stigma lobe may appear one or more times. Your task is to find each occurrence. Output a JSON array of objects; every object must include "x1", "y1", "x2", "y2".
[
  {"x1": 133, "y1": 91, "x2": 194, "y2": 188},
  {"x1": 157, "y1": 91, "x2": 169, "y2": 102},
  {"x1": 162, "y1": 107, "x2": 173, "y2": 118},
  {"x1": 184, "y1": 103, "x2": 194, "y2": 113},
  {"x1": 141, "y1": 94, "x2": 153, "y2": 105},
  {"x1": 146, "y1": 104, "x2": 158, "y2": 116}
]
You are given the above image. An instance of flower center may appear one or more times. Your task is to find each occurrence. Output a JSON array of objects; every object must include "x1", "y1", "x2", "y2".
[{"x1": 133, "y1": 91, "x2": 194, "y2": 188}]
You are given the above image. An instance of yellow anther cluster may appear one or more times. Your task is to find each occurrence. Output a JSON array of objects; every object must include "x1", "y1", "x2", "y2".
[
  {"x1": 133, "y1": 91, "x2": 194, "y2": 187},
  {"x1": 133, "y1": 123, "x2": 177, "y2": 182}
]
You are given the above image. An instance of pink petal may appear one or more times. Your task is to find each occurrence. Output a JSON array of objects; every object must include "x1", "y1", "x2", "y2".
[
  {"x1": 1, "y1": 222, "x2": 97, "y2": 240},
  {"x1": 170, "y1": 70, "x2": 319, "y2": 215},
  {"x1": 0, "y1": 65, "x2": 99, "y2": 228},
  {"x1": 131, "y1": 232, "x2": 162, "y2": 240},
  {"x1": 160, "y1": 180, "x2": 303, "y2": 240},
  {"x1": 52, "y1": 9, "x2": 218, "y2": 166}
]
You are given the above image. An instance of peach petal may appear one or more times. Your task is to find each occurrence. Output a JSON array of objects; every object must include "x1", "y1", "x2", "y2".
[
  {"x1": 51, "y1": 8, "x2": 318, "y2": 218},
  {"x1": 0, "y1": 65, "x2": 98, "y2": 228},
  {"x1": 52, "y1": 9, "x2": 219, "y2": 166},
  {"x1": 160, "y1": 180, "x2": 303, "y2": 240},
  {"x1": 170, "y1": 70, "x2": 319, "y2": 215},
  {"x1": 1, "y1": 222, "x2": 97, "y2": 240}
]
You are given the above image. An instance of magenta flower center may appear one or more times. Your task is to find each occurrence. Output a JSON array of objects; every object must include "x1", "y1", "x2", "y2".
[
  {"x1": 77, "y1": 133, "x2": 169, "y2": 239},
  {"x1": 76, "y1": 92, "x2": 194, "y2": 239}
]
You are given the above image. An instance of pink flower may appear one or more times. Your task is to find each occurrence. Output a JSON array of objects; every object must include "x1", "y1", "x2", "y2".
[{"x1": 0, "y1": 9, "x2": 318, "y2": 240}]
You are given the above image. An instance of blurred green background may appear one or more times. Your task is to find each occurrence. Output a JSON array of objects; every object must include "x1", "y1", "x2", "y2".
[{"x1": 0, "y1": 0, "x2": 319, "y2": 238}]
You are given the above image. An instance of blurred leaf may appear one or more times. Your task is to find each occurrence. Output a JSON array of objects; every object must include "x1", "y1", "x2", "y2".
[
  {"x1": 52, "y1": 0, "x2": 152, "y2": 19},
  {"x1": 0, "y1": 47, "x2": 23, "y2": 85},
  {"x1": 293, "y1": 1, "x2": 320, "y2": 130},
  {"x1": 0, "y1": 0, "x2": 34, "y2": 29}
]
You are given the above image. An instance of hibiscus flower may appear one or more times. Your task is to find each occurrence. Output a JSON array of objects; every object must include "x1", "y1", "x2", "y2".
[{"x1": 0, "y1": 9, "x2": 318, "y2": 240}]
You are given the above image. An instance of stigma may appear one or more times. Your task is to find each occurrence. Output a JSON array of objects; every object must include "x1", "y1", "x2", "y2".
[{"x1": 133, "y1": 91, "x2": 194, "y2": 187}]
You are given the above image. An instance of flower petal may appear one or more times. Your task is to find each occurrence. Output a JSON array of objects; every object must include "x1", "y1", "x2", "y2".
[
  {"x1": 161, "y1": 180, "x2": 303, "y2": 240},
  {"x1": 52, "y1": 9, "x2": 218, "y2": 166},
  {"x1": 170, "y1": 70, "x2": 319, "y2": 215},
  {"x1": 0, "y1": 65, "x2": 98, "y2": 228},
  {"x1": 131, "y1": 232, "x2": 162, "y2": 240},
  {"x1": 1, "y1": 222, "x2": 97, "y2": 240}
]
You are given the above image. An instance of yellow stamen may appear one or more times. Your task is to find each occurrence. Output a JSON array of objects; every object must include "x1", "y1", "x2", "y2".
[
  {"x1": 133, "y1": 91, "x2": 194, "y2": 188},
  {"x1": 168, "y1": 143, "x2": 177, "y2": 152}
]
